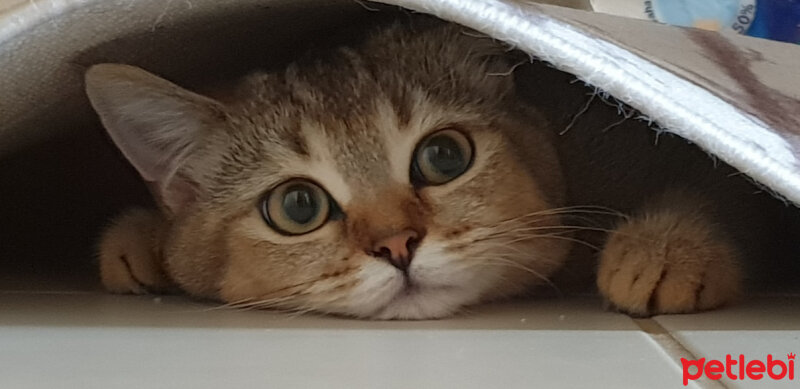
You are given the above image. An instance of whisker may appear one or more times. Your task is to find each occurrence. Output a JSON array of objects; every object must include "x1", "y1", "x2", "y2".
[
  {"x1": 285, "y1": 306, "x2": 318, "y2": 318},
  {"x1": 482, "y1": 224, "x2": 617, "y2": 238},
  {"x1": 245, "y1": 276, "x2": 331, "y2": 301},
  {"x1": 486, "y1": 225, "x2": 644, "y2": 242},
  {"x1": 473, "y1": 258, "x2": 563, "y2": 296},
  {"x1": 490, "y1": 205, "x2": 628, "y2": 226},
  {"x1": 205, "y1": 297, "x2": 257, "y2": 311},
  {"x1": 465, "y1": 249, "x2": 564, "y2": 266},
  {"x1": 482, "y1": 233, "x2": 602, "y2": 251},
  {"x1": 469, "y1": 227, "x2": 602, "y2": 251},
  {"x1": 221, "y1": 295, "x2": 299, "y2": 311}
]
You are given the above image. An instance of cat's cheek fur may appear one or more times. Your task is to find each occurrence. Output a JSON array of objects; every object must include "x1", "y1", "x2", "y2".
[
  {"x1": 417, "y1": 135, "x2": 570, "y2": 296},
  {"x1": 213, "y1": 214, "x2": 363, "y2": 311},
  {"x1": 160, "y1": 208, "x2": 232, "y2": 299}
]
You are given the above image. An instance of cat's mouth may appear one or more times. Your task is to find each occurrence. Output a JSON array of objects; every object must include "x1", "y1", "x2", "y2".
[
  {"x1": 399, "y1": 280, "x2": 445, "y2": 297},
  {"x1": 356, "y1": 245, "x2": 477, "y2": 320},
  {"x1": 398, "y1": 267, "x2": 457, "y2": 295}
]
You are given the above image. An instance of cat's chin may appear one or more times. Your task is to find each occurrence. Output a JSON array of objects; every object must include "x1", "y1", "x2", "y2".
[{"x1": 370, "y1": 284, "x2": 470, "y2": 320}]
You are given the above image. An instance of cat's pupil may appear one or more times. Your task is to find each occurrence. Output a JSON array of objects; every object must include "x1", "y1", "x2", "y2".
[
  {"x1": 424, "y1": 136, "x2": 464, "y2": 176},
  {"x1": 282, "y1": 186, "x2": 318, "y2": 224}
]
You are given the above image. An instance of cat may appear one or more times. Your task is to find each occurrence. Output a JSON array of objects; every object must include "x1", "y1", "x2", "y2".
[{"x1": 85, "y1": 17, "x2": 792, "y2": 320}]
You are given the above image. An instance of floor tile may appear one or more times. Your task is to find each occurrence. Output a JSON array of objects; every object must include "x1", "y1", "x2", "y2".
[
  {"x1": 654, "y1": 297, "x2": 800, "y2": 388},
  {"x1": 0, "y1": 293, "x2": 637, "y2": 330},
  {"x1": 0, "y1": 293, "x2": 688, "y2": 388}
]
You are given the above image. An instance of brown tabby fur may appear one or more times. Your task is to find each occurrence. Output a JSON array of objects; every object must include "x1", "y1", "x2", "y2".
[{"x1": 88, "y1": 17, "x2": 793, "y2": 319}]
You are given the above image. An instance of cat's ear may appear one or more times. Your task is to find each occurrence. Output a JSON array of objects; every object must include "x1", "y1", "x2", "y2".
[{"x1": 85, "y1": 64, "x2": 227, "y2": 214}]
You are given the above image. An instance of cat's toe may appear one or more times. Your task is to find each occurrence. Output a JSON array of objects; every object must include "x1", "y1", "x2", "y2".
[
  {"x1": 99, "y1": 252, "x2": 150, "y2": 294},
  {"x1": 597, "y1": 212, "x2": 741, "y2": 316},
  {"x1": 97, "y1": 208, "x2": 172, "y2": 294}
]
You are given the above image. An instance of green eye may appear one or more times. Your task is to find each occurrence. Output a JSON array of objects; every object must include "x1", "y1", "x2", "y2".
[
  {"x1": 412, "y1": 129, "x2": 474, "y2": 186},
  {"x1": 261, "y1": 180, "x2": 331, "y2": 235}
]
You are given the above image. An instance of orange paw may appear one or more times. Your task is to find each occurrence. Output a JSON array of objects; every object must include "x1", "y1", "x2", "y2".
[
  {"x1": 597, "y1": 209, "x2": 741, "y2": 316},
  {"x1": 98, "y1": 208, "x2": 172, "y2": 294}
]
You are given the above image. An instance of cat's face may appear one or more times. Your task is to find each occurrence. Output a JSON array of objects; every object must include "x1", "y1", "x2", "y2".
[
  {"x1": 86, "y1": 21, "x2": 569, "y2": 319},
  {"x1": 212, "y1": 95, "x2": 567, "y2": 319}
]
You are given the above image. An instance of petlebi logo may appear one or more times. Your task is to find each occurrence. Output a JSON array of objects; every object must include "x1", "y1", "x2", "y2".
[{"x1": 682, "y1": 353, "x2": 796, "y2": 386}]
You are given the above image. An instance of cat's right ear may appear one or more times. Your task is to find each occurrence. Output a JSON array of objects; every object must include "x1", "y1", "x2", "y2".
[{"x1": 85, "y1": 64, "x2": 227, "y2": 215}]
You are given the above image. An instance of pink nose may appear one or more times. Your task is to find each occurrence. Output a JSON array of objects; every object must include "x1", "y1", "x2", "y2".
[{"x1": 371, "y1": 229, "x2": 420, "y2": 271}]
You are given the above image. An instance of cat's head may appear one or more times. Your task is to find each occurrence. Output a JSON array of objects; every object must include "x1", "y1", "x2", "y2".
[{"x1": 85, "y1": 21, "x2": 569, "y2": 319}]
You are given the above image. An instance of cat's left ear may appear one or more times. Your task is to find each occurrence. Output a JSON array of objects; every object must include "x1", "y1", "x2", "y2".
[{"x1": 85, "y1": 64, "x2": 227, "y2": 215}]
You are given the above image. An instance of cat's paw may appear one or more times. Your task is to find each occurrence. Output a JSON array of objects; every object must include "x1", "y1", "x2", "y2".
[
  {"x1": 597, "y1": 210, "x2": 741, "y2": 316},
  {"x1": 97, "y1": 208, "x2": 172, "y2": 294}
]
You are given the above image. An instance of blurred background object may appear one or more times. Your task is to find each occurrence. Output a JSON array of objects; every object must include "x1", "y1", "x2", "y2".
[{"x1": 591, "y1": 0, "x2": 800, "y2": 44}]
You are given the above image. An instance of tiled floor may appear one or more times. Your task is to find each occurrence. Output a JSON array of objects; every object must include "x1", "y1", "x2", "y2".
[
  {"x1": 654, "y1": 299, "x2": 800, "y2": 389},
  {"x1": 2, "y1": 290, "x2": 799, "y2": 388}
]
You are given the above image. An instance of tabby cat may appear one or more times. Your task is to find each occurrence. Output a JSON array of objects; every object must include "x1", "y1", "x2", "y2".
[{"x1": 86, "y1": 18, "x2": 788, "y2": 319}]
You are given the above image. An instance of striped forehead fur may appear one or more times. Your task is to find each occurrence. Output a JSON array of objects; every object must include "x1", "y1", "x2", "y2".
[{"x1": 206, "y1": 20, "x2": 516, "y2": 201}]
